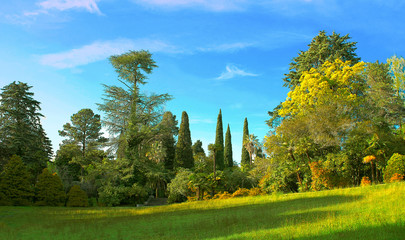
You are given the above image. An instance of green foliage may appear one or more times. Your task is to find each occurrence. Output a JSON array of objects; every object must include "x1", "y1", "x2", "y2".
[
  {"x1": 224, "y1": 124, "x2": 233, "y2": 168},
  {"x1": 98, "y1": 183, "x2": 147, "y2": 207},
  {"x1": 54, "y1": 143, "x2": 82, "y2": 190},
  {"x1": 192, "y1": 140, "x2": 205, "y2": 156},
  {"x1": 387, "y1": 55, "x2": 405, "y2": 100},
  {"x1": 241, "y1": 118, "x2": 250, "y2": 166},
  {"x1": 167, "y1": 168, "x2": 193, "y2": 203},
  {"x1": 0, "y1": 81, "x2": 52, "y2": 177},
  {"x1": 66, "y1": 185, "x2": 88, "y2": 207},
  {"x1": 0, "y1": 155, "x2": 33, "y2": 206},
  {"x1": 59, "y1": 108, "x2": 106, "y2": 156},
  {"x1": 35, "y1": 168, "x2": 66, "y2": 206},
  {"x1": 283, "y1": 30, "x2": 360, "y2": 89},
  {"x1": 159, "y1": 111, "x2": 178, "y2": 171},
  {"x1": 215, "y1": 109, "x2": 225, "y2": 170},
  {"x1": 175, "y1": 111, "x2": 194, "y2": 169},
  {"x1": 384, "y1": 153, "x2": 405, "y2": 182}
]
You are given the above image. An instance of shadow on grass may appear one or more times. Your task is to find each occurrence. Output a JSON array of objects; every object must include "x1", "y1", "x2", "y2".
[
  {"x1": 295, "y1": 224, "x2": 405, "y2": 240},
  {"x1": 61, "y1": 194, "x2": 362, "y2": 240},
  {"x1": 0, "y1": 194, "x2": 364, "y2": 240}
]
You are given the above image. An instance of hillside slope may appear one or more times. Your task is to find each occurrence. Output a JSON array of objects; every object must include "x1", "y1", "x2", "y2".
[{"x1": 1, "y1": 183, "x2": 404, "y2": 239}]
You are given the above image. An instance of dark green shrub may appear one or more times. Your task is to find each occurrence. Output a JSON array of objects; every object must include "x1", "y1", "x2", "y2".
[
  {"x1": 0, "y1": 155, "x2": 33, "y2": 206},
  {"x1": 384, "y1": 153, "x2": 405, "y2": 183},
  {"x1": 35, "y1": 168, "x2": 66, "y2": 206},
  {"x1": 67, "y1": 185, "x2": 88, "y2": 207}
]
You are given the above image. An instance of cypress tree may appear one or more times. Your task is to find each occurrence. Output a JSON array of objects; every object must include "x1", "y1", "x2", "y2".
[
  {"x1": 175, "y1": 111, "x2": 194, "y2": 169},
  {"x1": 224, "y1": 124, "x2": 233, "y2": 168},
  {"x1": 215, "y1": 109, "x2": 225, "y2": 170},
  {"x1": 241, "y1": 118, "x2": 250, "y2": 166},
  {"x1": 0, "y1": 155, "x2": 33, "y2": 206},
  {"x1": 159, "y1": 111, "x2": 178, "y2": 171}
]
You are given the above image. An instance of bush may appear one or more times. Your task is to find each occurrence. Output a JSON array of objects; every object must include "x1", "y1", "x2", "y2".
[
  {"x1": 98, "y1": 183, "x2": 147, "y2": 206},
  {"x1": 167, "y1": 168, "x2": 193, "y2": 203},
  {"x1": 248, "y1": 187, "x2": 263, "y2": 196},
  {"x1": 212, "y1": 191, "x2": 232, "y2": 200},
  {"x1": 0, "y1": 155, "x2": 33, "y2": 206},
  {"x1": 35, "y1": 168, "x2": 66, "y2": 206},
  {"x1": 361, "y1": 176, "x2": 371, "y2": 186},
  {"x1": 232, "y1": 188, "x2": 250, "y2": 197},
  {"x1": 384, "y1": 153, "x2": 405, "y2": 183},
  {"x1": 390, "y1": 173, "x2": 404, "y2": 183},
  {"x1": 67, "y1": 185, "x2": 88, "y2": 207}
]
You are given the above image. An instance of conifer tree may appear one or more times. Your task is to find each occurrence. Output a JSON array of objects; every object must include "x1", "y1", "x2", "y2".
[
  {"x1": 0, "y1": 155, "x2": 33, "y2": 206},
  {"x1": 215, "y1": 109, "x2": 225, "y2": 170},
  {"x1": 241, "y1": 118, "x2": 250, "y2": 166},
  {"x1": 35, "y1": 169, "x2": 66, "y2": 206},
  {"x1": 192, "y1": 140, "x2": 205, "y2": 156},
  {"x1": 175, "y1": 111, "x2": 194, "y2": 169},
  {"x1": 159, "y1": 111, "x2": 178, "y2": 171},
  {"x1": 0, "y1": 82, "x2": 52, "y2": 176},
  {"x1": 67, "y1": 185, "x2": 88, "y2": 207},
  {"x1": 224, "y1": 124, "x2": 233, "y2": 168}
]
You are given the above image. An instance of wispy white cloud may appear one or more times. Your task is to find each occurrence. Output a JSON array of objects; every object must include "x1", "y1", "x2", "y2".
[
  {"x1": 24, "y1": 0, "x2": 102, "y2": 16},
  {"x1": 216, "y1": 64, "x2": 258, "y2": 80},
  {"x1": 190, "y1": 118, "x2": 214, "y2": 124},
  {"x1": 132, "y1": 0, "x2": 247, "y2": 11},
  {"x1": 198, "y1": 42, "x2": 255, "y2": 52},
  {"x1": 39, "y1": 38, "x2": 178, "y2": 68}
]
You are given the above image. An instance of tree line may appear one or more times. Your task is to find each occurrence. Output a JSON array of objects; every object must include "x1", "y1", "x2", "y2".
[{"x1": 1, "y1": 31, "x2": 405, "y2": 207}]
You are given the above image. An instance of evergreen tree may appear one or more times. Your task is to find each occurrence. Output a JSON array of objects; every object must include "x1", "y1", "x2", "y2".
[
  {"x1": 159, "y1": 111, "x2": 178, "y2": 171},
  {"x1": 283, "y1": 31, "x2": 360, "y2": 89},
  {"x1": 35, "y1": 169, "x2": 66, "y2": 206},
  {"x1": 215, "y1": 109, "x2": 225, "y2": 170},
  {"x1": 59, "y1": 109, "x2": 107, "y2": 178},
  {"x1": 224, "y1": 124, "x2": 233, "y2": 168},
  {"x1": 175, "y1": 111, "x2": 194, "y2": 169},
  {"x1": 54, "y1": 143, "x2": 82, "y2": 189},
  {"x1": 241, "y1": 118, "x2": 250, "y2": 166},
  {"x1": 98, "y1": 50, "x2": 171, "y2": 159},
  {"x1": 192, "y1": 140, "x2": 205, "y2": 156},
  {"x1": 0, "y1": 155, "x2": 33, "y2": 206},
  {"x1": 66, "y1": 185, "x2": 88, "y2": 207},
  {"x1": 59, "y1": 108, "x2": 106, "y2": 158},
  {"x1": 0, "y1": 82, "x2": 52, "y2": 176}
]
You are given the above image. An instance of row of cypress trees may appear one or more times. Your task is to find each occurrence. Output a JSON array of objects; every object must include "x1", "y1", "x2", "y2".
[{"x1": 173, "y1": 109, "x2": 250, "y2": 171}]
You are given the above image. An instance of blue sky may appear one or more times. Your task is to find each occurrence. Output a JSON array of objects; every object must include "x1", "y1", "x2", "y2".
[{"x1": 0, "y1": 0, "x2": 404, "y2": 163}]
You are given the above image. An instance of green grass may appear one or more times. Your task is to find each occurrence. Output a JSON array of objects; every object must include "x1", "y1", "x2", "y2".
[{"x1": 1, "y1": 183, "x2": 405, "y2": 240}]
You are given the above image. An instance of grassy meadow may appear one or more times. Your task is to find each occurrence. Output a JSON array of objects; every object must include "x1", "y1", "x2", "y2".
[{"x1": 1, "y1": 183, "x2": 404, "y2": 240}]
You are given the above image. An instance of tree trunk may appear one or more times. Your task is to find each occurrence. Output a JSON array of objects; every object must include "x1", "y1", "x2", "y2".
[{"x1": 371, "y1": 162, "x2": 376, "y2": 184}]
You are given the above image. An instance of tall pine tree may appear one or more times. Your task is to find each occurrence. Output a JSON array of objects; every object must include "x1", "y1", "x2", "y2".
[
  {"x1": 175, "y1": 111, "x2": 194, "y2": 169},
  {"x1": 241, "y1": 118, "x2": 250, "y2": 166},
  {"x1": 224, "y1": 124, "x2": 233, "y2": 168},
  {"x1": 215, "y1": 109, "x2": 225, "y2": 170}
]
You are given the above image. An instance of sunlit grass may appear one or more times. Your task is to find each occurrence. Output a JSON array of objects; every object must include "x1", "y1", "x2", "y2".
[{"x1": 1, "y1": 183, "x2": 404, "y2": 239}]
